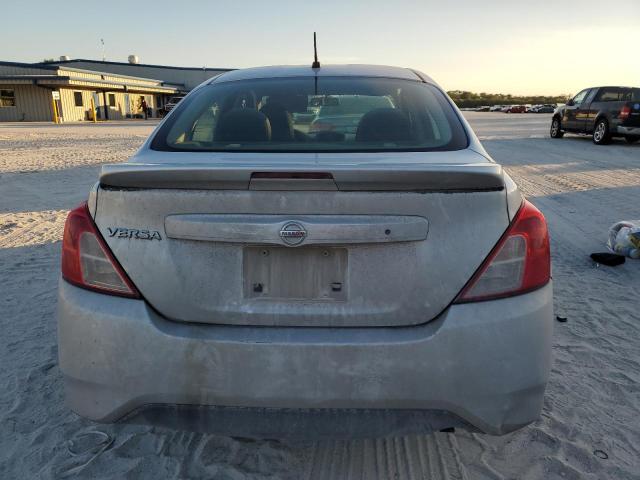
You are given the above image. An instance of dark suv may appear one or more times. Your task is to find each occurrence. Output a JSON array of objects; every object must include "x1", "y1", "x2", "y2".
[{"x1": 550, "y1": 86, "x2": 640, "y2": 144}]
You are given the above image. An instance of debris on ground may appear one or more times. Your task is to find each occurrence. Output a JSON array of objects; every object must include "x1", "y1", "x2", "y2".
[
  {"x1": 593, "y1": 449, "x2": 609, "y2": 460},
  {"x1": 590, "y1": 252, "x2": 626, "y2": 266},
  {"x1": 607, "y1": 220, "x2": 640, "y2": 258}
]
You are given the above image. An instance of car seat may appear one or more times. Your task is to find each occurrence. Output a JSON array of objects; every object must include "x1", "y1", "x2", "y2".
[
  {"x1": 356, "y1": 108, "x2": 412, "y2": 142},
  {"x1": 214, "y1": 109, "x2": 272, "y2": 143},
  {"x1": 259, "y1": 103, "x2": 294, "y2": 141}
]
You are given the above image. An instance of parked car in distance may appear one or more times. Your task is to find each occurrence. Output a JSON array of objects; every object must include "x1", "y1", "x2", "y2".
[
  {"x1": 489, "y1": 105, "x2": 504, "y2": 112},
  {"x1": 551, "y1": 86, "x2": 640, "y2": 144},
  {"x1": 505, "y1": 105, "x2": 526, "y2": 113},
  {"x1": 160, "y1": 95, "x2": 185, "y2": 116},
  {"x1": 475, "y1": 105, "x2": 491, "y2": 112},
  {"x1": 534, "y1": 104, "x2": 555, "y2": 114},
  {"x1": 57, "y1": 64, "x2": 553, "y2": 437},
  {"x1": 309, "y1": 94, "x2": 395, "y2": 136}
]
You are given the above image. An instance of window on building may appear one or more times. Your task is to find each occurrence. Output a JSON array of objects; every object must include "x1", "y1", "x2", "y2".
[
  {"x1": 108, "y1": 93, "x2": 116, "y2": 107},
  {"x1": 0, "y1": 89, "x2": 16, "y2": 107},
  {"x1": 74, "y1": 91, "x2": 83, "y2": 107}
]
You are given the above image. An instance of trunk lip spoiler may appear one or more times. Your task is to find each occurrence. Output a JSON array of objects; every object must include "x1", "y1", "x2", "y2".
[{"x1": 99, "y1": 163, "x2": 505, "y2": 192}]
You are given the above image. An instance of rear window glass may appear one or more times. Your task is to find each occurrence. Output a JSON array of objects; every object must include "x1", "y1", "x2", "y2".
[
  {"x1": 151, "y1": 76, "x2": 468, "y2": 152},
  {"x1": 596, "y1": 87, "x2": 640, "y2": 102}
]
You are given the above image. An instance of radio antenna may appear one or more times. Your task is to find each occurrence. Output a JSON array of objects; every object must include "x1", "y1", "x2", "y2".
[{"x1": 312, "y1": 32, "x2": 320, "y2": 69}]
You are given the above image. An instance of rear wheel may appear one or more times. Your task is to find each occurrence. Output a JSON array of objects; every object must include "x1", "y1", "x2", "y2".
[
  {"x1": 625, "y1": 136, "x2": 639, "y2": 144},
  {"x1": 593, "y1": 119, "x2": 611, "y2": 145},
  {"x1": 550, "y1": 117, "x2": 564, "y2": 138}
]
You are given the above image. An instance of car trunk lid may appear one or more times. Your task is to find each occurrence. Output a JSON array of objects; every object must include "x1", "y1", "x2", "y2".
[{"x1": 93, "y1": 151, "x2": 510, "y2": 327}]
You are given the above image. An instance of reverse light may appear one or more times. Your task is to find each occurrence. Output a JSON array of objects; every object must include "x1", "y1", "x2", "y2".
[
  {"x1": 455, "y1": 200, "x2": 550, "y2": 303},
  {"x1": 61, "y1": 203, "x2": 140, "y2": 298}
]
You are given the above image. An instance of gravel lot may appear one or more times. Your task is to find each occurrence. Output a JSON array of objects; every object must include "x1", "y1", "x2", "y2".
[{"x1": 1, "y1": 113, "x2": 639, "y2": 479}]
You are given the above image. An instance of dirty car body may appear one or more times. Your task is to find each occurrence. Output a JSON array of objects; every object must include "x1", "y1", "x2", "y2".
[{"x1": 57, "y1": 65, "x2": 553, "y2": 436}]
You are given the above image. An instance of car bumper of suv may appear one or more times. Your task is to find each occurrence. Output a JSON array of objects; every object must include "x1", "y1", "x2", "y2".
[
  {"x1": 57, "y1": 280, "x2": 553, "y2": 436},
  {"x1": 617, "y1": 126, "x2": 640, "y2": 136}
]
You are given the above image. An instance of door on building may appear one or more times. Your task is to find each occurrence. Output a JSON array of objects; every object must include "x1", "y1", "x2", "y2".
[
  {"x1": 124, "y1": 94, "x2": 131, "y2": 118},
  {"x1": 52, "y1": 91, "x2": 63, "y2": 122},
  {"x1": 92, "y1": 92, "x2": 101, "y2": 120},
  {"x1": 139, "y1": 95, "x2": 150, "y2": 118}
]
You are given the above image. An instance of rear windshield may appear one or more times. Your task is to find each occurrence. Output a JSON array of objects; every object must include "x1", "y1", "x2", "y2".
[
  {"x1": 595, "y1": 87, "x2": 640, "y2": 102},
  {"x1": 151, "y1": 76, "x2": 468, "y2": 152}
]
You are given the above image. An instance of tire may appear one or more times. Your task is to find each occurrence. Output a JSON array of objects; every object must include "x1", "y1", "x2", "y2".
[
  {"x1": 625, "y1": 136, "x2": 639, "y2": 144},
  {"x1": 550, "y1": 117, "x2": 564, "y2": 138},
  {"x1": 592, "y1": 118, "x2": 611, "y2": 145}
]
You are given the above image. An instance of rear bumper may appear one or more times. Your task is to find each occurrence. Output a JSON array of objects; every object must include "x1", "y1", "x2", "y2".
[
  {"x1": 57, "y1": 280, "x2": 553, "y2": 435},
  {"x1": 617, "y1": 126, "x2": 640, "y2": 136},
  {"x1": 121, "y1": 405, "x2": 478, "y2": 439}
]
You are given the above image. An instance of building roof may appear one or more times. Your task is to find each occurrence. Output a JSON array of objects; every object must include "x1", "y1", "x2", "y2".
[
  {"x1": 1, "y1": 60, "x2": 167, "y2": 81},
  {"x1": 0, "y1": 60, "x2": 179, "y2": 93},
  {"x1": 0, "y1": 60, "x2": 58, "y2": 71},
  {"x1": 40, "y1": 58, "x2": 234, "y2": 72},
  {"x1": 0, "y1": 74, "x2": 178, "y2": 93},
  {"x1": 211, "y1": 64, "x2": 434, "y2": 85}
]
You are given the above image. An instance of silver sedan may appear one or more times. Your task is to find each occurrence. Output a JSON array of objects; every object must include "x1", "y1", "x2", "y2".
[{"x1": 57, "y1": 64, "x2": 553, "y2": 436}]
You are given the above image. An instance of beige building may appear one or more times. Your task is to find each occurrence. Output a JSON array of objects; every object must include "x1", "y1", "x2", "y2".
[{"x1": 0, "y1": 61, "x2": 180, "y2": 122}]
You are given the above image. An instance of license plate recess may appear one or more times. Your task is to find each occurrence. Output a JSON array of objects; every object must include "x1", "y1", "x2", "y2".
[{"x1": 243, "y1": 247, "x2": 347, "y2": 301}]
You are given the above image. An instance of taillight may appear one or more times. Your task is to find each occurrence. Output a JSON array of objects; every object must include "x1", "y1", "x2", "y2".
[
  {"x1": 61, "y1": 202, "x2": 140, "y2": 298},
  {"x1": 454, "y1": 200, "x2": 550, "y2": 303},
  {"x1": 620, "y1": 105, "x2": 631, "y2": 121}
]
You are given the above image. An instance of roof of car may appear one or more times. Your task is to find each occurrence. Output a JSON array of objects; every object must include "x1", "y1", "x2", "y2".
[{"x1": 210, "y1": 64, "x2": 435, "y2": 85}]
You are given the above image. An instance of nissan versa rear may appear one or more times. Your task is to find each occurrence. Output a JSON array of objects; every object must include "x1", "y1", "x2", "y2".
[{"x1": 57, "y1": 65, "x2": 553, "y2": 436}]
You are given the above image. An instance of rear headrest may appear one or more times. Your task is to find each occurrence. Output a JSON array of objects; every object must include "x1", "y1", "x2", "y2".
[
  {"x1": 260, "y1": 102, "x2": 294, "y2": 141},
  {"x1": 266, "y1": 94, "x2": 309, "y2": 113},
  {"x1": 356, "y1": 108, "x2": 411, "y2": 143},
  {"x1": 214, "y1": 109, "x2": 271, "y2": 143}
]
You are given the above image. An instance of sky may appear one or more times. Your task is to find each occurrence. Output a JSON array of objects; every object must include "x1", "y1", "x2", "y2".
[{"x1": 3, "y1": 0, "x2": 639, "y2": 96}]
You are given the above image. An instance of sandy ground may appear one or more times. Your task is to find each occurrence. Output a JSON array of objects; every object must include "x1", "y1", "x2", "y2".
[{"x1": 1, "y1": 114, "x2": 639, "y2": 479}]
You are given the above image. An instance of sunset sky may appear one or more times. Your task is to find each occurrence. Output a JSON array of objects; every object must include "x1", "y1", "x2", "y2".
[{"x1": 4, "y1": 0, "x2": 639, "y2": 96}]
